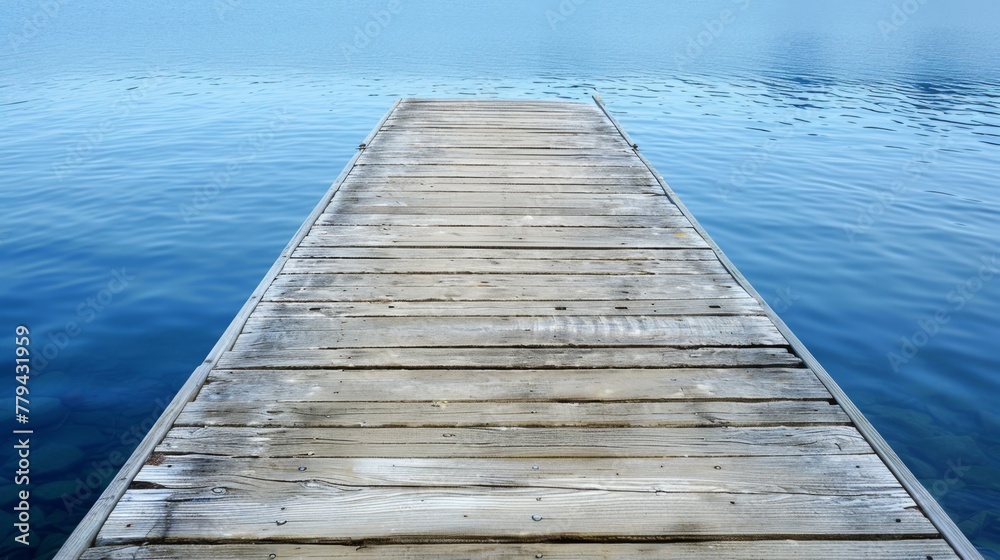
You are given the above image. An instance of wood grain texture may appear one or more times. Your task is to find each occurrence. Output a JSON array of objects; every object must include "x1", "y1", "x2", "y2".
[
  {"x1": 234, "y1": 315, "x2": 787, "y2": 348},
  {"x1": 290, "y1": 246, "x2": 717, "y2": 260},
  {"x1": 280, "y1": 256, "x2": 726, "y2": 274},
  {"x1": 263, "y1": 273, "x2": 750, "y2": 302},
  {"x1": 250, "y1": 298, "x2": 764, "y2": 317},
  {"x1": 215, "y1": 346, "x2": 802, "y2": 370},
  {"x1": 316, "y1": 213, "x2": 687, "y2": 227},
  {"x1": 134, "y1": 454, "x2": 895, "y2": 495},
  {"x1": 176, "y1": 400, "x2": 850, "y2": 428},
  {"x1": 301, "y1": 225, "x2": 710, "y2": 249},
  {"x1": 96, "y1": 487, "x2": 933, "y2": 545},
  {"x1": 198, "y1": 367, "x2": 831, "y2": 402},
  {"x1": 155, "y1": 426, "x2": 873, "y2": 458},
  {"x1": 82, "y1": 541, "x2": 960, "y2": 560}
]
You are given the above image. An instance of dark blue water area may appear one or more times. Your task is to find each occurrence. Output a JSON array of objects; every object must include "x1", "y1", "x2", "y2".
[{"x1": 1, "y1": 0, "x2": 999, "y2": 557}]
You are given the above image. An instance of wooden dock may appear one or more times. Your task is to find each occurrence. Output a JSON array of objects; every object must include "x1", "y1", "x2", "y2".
[{"x1": 60, "y1": 99, "x2": 981, "y2": 559}]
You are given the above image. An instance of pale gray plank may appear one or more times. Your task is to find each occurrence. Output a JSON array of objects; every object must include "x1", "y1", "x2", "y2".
[
  {"x1": 315, "y1": 213, "x2": 687, "y2": 227},
  {"x1": 215, "y1": 346, "x2": 801, "y2": 370},
  {"x1": 290, "y1": 247, "x2": 716, "y2": 260},
  {"x1": 176, "y1": 400, "x2": 850, "y2": 428},
  {"x1": 250, "y1": 299, "x2": 764, "y2": 317},
  {"x1": 81, "y1": 541, "x2": 960, "y2": 560},
  {"x1": 263, "y1": 273, "x2": 749, "y2": 302},
  {"x1": 134, "y1": 454, "x2": 894, "y2": 495},
  {"x1": 279, "y1": 256, "x2": 725, "y2": 274},
  {"x1": 199, "y1": 367, "x2": 829, "y2": 403},
  {"x1": 96, "y1": 487, "x2": 931, "y2": 545},
  {"x1": 155, "y1": 426, "x2": 867, "y2": 458},
  {"x1": 233, "y1": 315, "x2": 787, "y2": 348}
]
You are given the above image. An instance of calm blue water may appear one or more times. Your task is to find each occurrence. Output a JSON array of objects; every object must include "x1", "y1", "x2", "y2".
[{"x1": 2, "y1": 1, "x2": 999, "y2": 557}]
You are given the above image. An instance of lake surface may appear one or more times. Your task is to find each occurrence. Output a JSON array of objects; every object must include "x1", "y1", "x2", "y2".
[{"x1": 1, "y1": 1, "x2": 999, "y2": 557}]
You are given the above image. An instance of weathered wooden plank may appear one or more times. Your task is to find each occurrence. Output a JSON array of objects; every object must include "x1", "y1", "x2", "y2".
[
  {"x1": 349, "y1": 165, "x2": 650, "y2": 179},
  {"x1": 233, "y1": 315, "x2": 787, "y2": 349},
  {"x1": 382, "y1": 117, "x2": 609, "y2": 124},
  {"x1": 250, "y1": 299, "x2": 763, "y2": 317},
  {"x1": 389, "y1": 108, "x2": 596, "y2": 114},
  {"x1": 372, "y1": 132, "x2": 624, "y2": 140},
  {"x1": 215, "y1": 346, "x2": 800, "y2": 370},
  {"x1": 270, "y1": 272, "x2": 737, "y2": 288},
  {"x1": 365, "y1": 146, "x2": 635, "y2": 158},
  {"x1": 81, "y1": 541, "x2": 961, "y2": 560},
  {"x1": 384, "y1": 114, "x2": 608, "y2": 122},
  {"x1": 316, "y1": 213, "x2": 686, "y2": 227},
  {"x1": 198, "y1": 367, "x2": 830, "y2": 402},
  {"x1": 370, "y1": 131, "x2": 623, "y2": 140},
  {"x1": 367, "y1": 141, "x2": 628, "y2": 150},
  {"x1": 338, "y1": 176, "x2": 654, "y2": 187},
  {"x1": 290, "y1": 247, "x2": 716, "y2": 260},
  {"x1": 372, "y1": 138, "x2": 628, "y2": 149},
  {"x1": 332, "y1": 192, "x2": 666, "y2": 205},
  {"x1": 264, "y1": 273, "x2": 749, "y2": 302},
  {"x1": 331, "y1": 203, "x2": 673, "y2": 215},
  {"x1": 301, "y1": 226, "x2": 709, "y2": 249},
  {"x1": 399, "y1": 100, "x2": 598, "y2": 109},
  {"x1": 329, "y1": 199, "x2": 674, "y2": 213},
  {"x1": 385, "y1": 110, "x2": 608, "y2": 119},
  {"x1": 378, "y1": 116, "x2": 608, "y2": 125},
  {"x1": 362, "y1": 146, "x2": 636, "y2": 156},
  {"x1": 176, "y1": 400, "x2": 850, "y2": 428},
  {"x1": 216, "y1": 346, "x2": 800, "y2": 370},
  {"x1": 364, "y1": 154, "x2": 634, "y2": 162},
  {"x1": 380, "y1": 123, "x2": 622, "y2": 133},
  {"x1": 156, "y1": 425, "x2": 863, "y2": 458},
  {"x1": 389, "y1": 111, "x2": 604, "y2": 119},
  {"x1": 133, "y1": 454, "x2": 894, "y2": 495},
  {"x1": 338, "y1": 181, "x2": 665, "y2": 194},
  {"x1": 240, "y1": 312, "x2": 777, "y2": 334},
  {"x1": 388, "y1": 112, "x2": 601, "y2": 118},
  {"x1": 280, "y1": 256, "x2": 725, "y2": 274},
  {"x1": 271, "y1": 272, "x2": 737, "y2": 288},
  {"x1": 390, "y1": 110, "x2": 601, "y2": 118},
  {"x1": 382, "y1": 113, "x2": 610, "y2": 122},
  {"x1": 380, "y1": 119, "x2": 613, "y2": 129},
  {"x1": 96, "y1": 486, "x2": 932, "y2": 545},
  {"x1": 263, "y1": 285, "x2": 749, "y2": 303}
]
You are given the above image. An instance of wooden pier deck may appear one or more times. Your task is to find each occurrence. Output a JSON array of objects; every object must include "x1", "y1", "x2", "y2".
[{"x1": 61, "y1": 99, "x2": 980, "y2": 559}]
